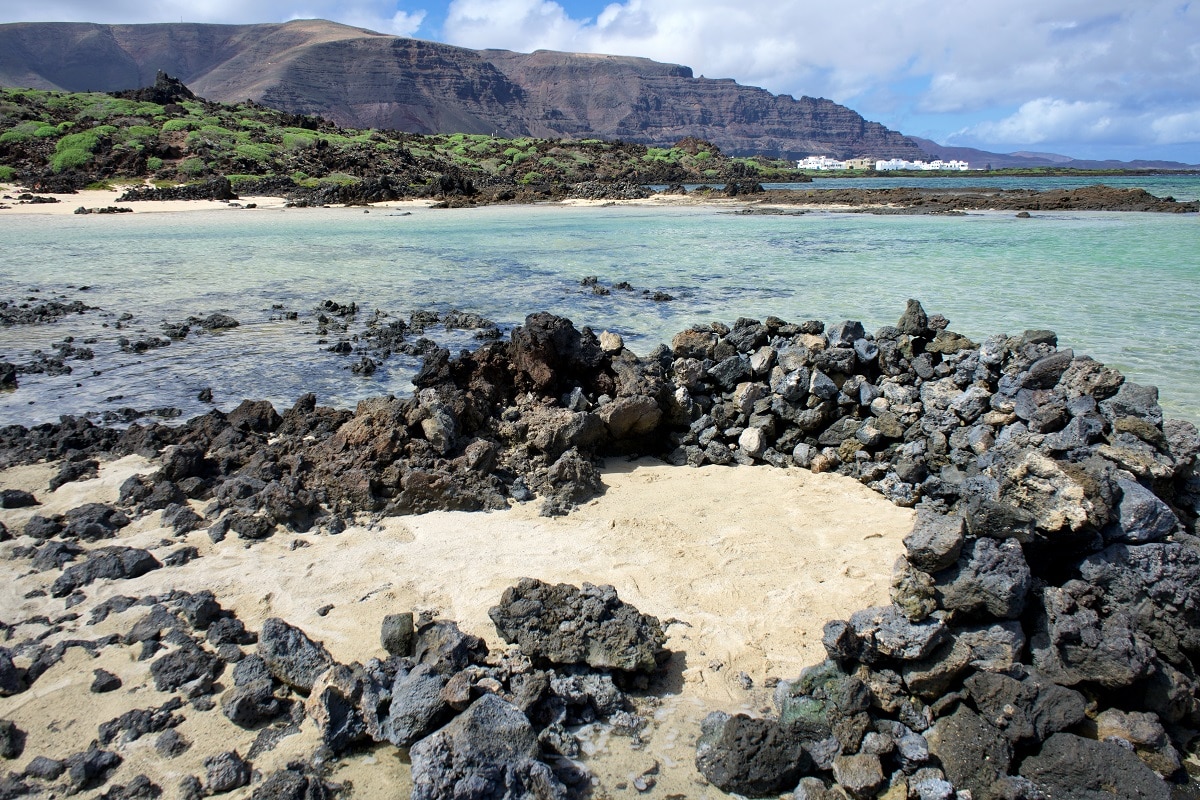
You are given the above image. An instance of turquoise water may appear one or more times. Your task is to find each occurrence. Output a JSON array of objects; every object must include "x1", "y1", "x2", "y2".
[
  {"x1": 1, "y1": 197, "x2": 1198, "y2": 426},
  {"x1": 653, "y1": 174, "x2": 1200, "y2": 201}
]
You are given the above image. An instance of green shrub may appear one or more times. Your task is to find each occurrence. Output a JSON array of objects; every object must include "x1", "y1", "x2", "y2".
[
  {"x1": 319, "y1": 173, "x2": 359, "y2": 186},
  {"x1": 50, "y1": 126, "x2": 115, "y2": 172},
  {"x1": 235, "y1": 143, "x2": 275, "y2": 162},
  {"x1": 146, "y1": 157, "x2": 164, "y2": 171},
  {"x1": 162, "y1": 119, "x2": 198, "y2": 132},
  {"x1": 520, "y1": 171, "x2": 544, "y2": 184},
  {"x1": 0, "y1": 121, "x2": 41, "y2": 142},
  {"x1": 178, "y1": 158, "x2": 206, "y2": 177},
  {"x1": 0, "y1": 165, "x2": 15, "y2": 181},
  {"x1": 282, "y1": 131, "x2": 316, "y2": 149}
]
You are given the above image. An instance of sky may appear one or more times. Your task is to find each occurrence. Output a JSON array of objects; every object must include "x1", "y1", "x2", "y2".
[{"x1": 3, "y1": 0, "x2": 1199, "y2": 163}]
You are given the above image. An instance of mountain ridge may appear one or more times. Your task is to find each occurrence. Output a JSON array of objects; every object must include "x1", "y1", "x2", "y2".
[{"x1": 0, "y1": 19, "x2": 924, "y2": 161}]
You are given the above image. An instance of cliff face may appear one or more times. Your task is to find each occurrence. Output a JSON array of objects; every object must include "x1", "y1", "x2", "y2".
[{"x1": 0, "y1": 19, "x2": 923, "y2": 160}]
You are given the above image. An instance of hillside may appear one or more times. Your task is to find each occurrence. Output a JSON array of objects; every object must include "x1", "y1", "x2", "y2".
[
  {"x1": 0, "y1": 19, "x2": 924, "y2": 162},
  {"x1": 0, "y1": 74, "x2": 800, "y2": 201}
]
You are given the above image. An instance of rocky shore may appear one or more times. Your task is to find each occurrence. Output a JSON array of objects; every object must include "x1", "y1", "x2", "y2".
[{"x1": 1, "y1": 302, "x2": 1198, "y2": 798}]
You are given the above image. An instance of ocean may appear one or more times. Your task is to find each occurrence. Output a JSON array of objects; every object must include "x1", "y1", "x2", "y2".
[{"x1": 2, "y1": 177, "x2": 1199, "y2": 427}]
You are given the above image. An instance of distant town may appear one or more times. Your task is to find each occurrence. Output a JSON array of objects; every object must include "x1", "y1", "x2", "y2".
[{"x1": 797, "y1": 156, "x2": 972, "y2": 171}]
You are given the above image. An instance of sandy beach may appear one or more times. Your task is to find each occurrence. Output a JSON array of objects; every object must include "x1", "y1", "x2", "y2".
[{"x1": 0, "y1": 452, "x2": 913, "y2": 798}]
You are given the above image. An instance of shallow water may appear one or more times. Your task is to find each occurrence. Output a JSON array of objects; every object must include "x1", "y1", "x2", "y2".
[{"x1": 1, "y1": 197, "x2": 1198, "y2": 426}]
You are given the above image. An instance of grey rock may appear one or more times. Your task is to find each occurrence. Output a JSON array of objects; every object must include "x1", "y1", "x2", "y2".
[
  {"x1": 382, "y1": 663, "x2": 449, "y2": 747},
  {"x1": 901, "y1": 637, "x2": 972, "y2": 700},
  {"x1": 809, "y1": 368, "x2": 839, "y2": 401},
  {"x1": 0, "y1": 648, "x2": 23, "y2": 696},
  {"x1": 221, "y1": 678, "x2": 283, "y2": 728},
  {"x1": 382, "y1": 612, "x2": 415, "y2": 656},
  {"x1": 853, "y1": 338, "x2": 879, "y2": 363},
  {"x1": 0, "y1": 719, "x2": 23, "y2": 760},
  {"x1": 1101, "y1": 381, "x2": 1163, "y2": 427},
  {"x1": 964, "y1": 669, "x2": 1086, "y2": 745},
  {"x1": 249, "y1": 767, "x2": 337, "y2": 800},
  {"x1": 598, "y1": 394, "x2": 662, "y2": 439},
  {"x1": 410, "y1": 694, "x2": 567, "y2": 800},
  {"x1": 708, "y1": 355, "x2": 751, "y2": 389},
  {"x1": 956, "y1": 621, "x2": 1026, "y2": 672},
  {"x1": 489, "y1": 578, "x2": 666, "y2": 673},
  {"x1": 694, "y1": 711, "x2": 809, "y2": 797},
  {"x1": 904, "y1": 511, "x2": 964, "y2": 573},
  {"x1": 50, "y1": 546, "x2": 161, "y2": 597},
  {"x1": 1031, "y1": 581, "x2": 1155, "y2": 688},
  {"x1": 1108, "y1": 479, "x2": 1177, "y2": 543},
  {"x1": 63, "y1": 502, "x2": 131, "y2": 541},
  {"x1": 831, "y1": 753, "x2": 884, "y2": 798},
  {"x1": 1025, "y1": 349, "x2": 1074, "y2": 389},
  {"x1": 150, "y1": 643, "x2": 221, "y2": 693},
  {"x1": 897, "y1": 299, "x2": 929, "y2": 336},
  {"x1": 65, "y1": 746, "x2": 122, "y2": 793},
  {"x1": 414, "y1": 619, "x2": 488, "y2": 675},
  {"x1": 826, "y1": 320, "x2": 865, "y2": 347},
  {"x1": 204, "y1": 751, "x2": 251, "y2": 794},
  {"x1": 924, "y1": 705, "x2": 1012, "y2": 798},
  {"x1": 1019, "y1": 733, "x2": 1169, "y2": 799},
  {"x1": 258, "y1": 617, "x2": 334, "y2": 693},
  {"x1": 839, "y1": 605, "x2": 948, "y2": 663},
  {"x1": 935, "y1": 537, "x2": 1031, "y2": 619},
  {"x1": 23, "y1": 754, "x2": 66, "y2": 780},
  {"x1": 1077, "y1": 542, "x2": 1200, "y2": 667},
  {"x1": 154, "y1": 728, "x2": 190, "y2": 757}
]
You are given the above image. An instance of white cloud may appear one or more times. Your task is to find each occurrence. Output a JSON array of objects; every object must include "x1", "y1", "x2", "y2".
[
  {"x1": 1152, "y1": 110, "x2": 1200, "y2": 144},
  {"x1": 440, "y1": 0, "x2": 1200, "y2": 156},
  {"x1": 1, "y1": 0, "x2": 429, "y2": 37},
  {"x1": 968, "y1": 98, "x2": 1123, "y2": 145}
]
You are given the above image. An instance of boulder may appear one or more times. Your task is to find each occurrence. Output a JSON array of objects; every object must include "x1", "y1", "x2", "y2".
[
  {"x1": 204, "y1": 751, "x2": 251, "y2": 794},
  {"x1": 963, "y1": 669, "x2": 1086, "y2": 745},
  {"x1": 924, "y1": 705, "x2": 1012, "y2": 797},
  {"x1": 694, "y1": 711, "x2": 809, "y2": 797},
  {"x1": 1107, "y1": 479, "x2": 1177, "y2": 543},
  {"x1": 1018, "y1": 733, "x2": 1169, "y2": 799},
  {"x1": 489, "y1": 578, "x2": 666, "y2": 672},
  {"x1": 50, "y1": 547, "x2": 160, "y2": 597},
  {"x1": 934, "y1": 537, "x2": 1031, "y2": 619},
  {"x1": 257, "y1": 618, "x2": 335, "y2": 694},
  {"x1": 904, "y1": 511, "x2": 964, "y2": 573},
  {"x1": 409, "y1": 694, "x2": 567, "y2": 800},
  {"x1": 1031, "y1": 581, "x2": 1155, "y2": 688}
]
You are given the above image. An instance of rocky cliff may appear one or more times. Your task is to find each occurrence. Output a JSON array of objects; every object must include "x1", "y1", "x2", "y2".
[{"x1": 0, "y1": 19, "x2": 923, "y2": 160}]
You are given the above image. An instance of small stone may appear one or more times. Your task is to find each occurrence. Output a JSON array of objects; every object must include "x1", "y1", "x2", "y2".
[{"x1": 91, "y1": 669, "x2": 122, "y2": 693}]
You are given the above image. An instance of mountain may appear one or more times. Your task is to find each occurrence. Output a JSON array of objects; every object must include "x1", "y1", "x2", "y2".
[
  {"x1": 0, "y1": 19, "x2": 924, "y2": 161},
  {"x1": 910, "y1": 137, "x2": 1199, "y2": 171}
]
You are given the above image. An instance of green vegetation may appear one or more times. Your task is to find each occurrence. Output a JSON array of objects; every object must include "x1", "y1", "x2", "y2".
[
  {"x1": 0, "y1": 165, "x2": 14, "y2": 181},
  {"x1": 0, "y1": 83, "x2": 739, "y2": 189}
]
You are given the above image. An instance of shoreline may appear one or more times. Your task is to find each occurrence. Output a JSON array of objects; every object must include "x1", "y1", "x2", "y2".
[
  {"x1": 3, "y1": 181, "x2": 1197, "y2": 217},
  {"x1": 0, "y1": 267, "x2": 1197, "y2": 794}
]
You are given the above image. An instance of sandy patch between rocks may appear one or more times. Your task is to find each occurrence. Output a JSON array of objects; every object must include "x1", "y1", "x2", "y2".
[{"x1": 0, "y1": 455, "x2": 913, "y2": 798}]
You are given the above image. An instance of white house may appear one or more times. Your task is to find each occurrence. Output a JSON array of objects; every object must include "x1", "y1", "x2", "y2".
[{"x1": 875, "y1": 158, "x2": 970, "y2": 171}]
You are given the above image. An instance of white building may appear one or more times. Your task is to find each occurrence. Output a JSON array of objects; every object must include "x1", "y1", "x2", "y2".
[
  {"x1": 875, "y1": 158, "x2": 970, "y2": 171},
  {"x1": 797, "y1": 156, "x2": 850, "y2": 170}
]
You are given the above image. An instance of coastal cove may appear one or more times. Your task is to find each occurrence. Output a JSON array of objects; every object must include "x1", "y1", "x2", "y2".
[{"x1": 1, "y1": 199, "x2": 1198, "y2": 427}]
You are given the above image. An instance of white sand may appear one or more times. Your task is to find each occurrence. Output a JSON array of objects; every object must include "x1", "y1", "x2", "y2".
[
  {"x1": 0, "y1": 454, "x2": 913, "y2": 798},
  {"x1": 0, "y1": 183, "x2": 439, "y2": 216}
]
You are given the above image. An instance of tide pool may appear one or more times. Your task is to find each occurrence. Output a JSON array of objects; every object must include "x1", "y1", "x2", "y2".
[{"x1": 1, "y1": 201, "x2": 1198, "y2": 425}]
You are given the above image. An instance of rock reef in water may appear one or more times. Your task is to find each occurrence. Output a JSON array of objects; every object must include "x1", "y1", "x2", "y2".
[{"x1": 0, "y1": 300, "x2": 1198, "y2": 797}]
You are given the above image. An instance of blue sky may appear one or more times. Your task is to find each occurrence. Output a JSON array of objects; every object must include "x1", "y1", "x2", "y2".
[{"x1": 4, "y1": 0, "x2": 1199, "y2": 163}]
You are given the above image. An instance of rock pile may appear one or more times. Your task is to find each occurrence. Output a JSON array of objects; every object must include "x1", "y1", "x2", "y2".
[{"x1": 1, "y1": 300, "x2": 1197, "y2": 797}]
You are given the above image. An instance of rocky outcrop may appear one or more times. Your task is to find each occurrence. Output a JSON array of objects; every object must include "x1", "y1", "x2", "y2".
[
  {"x1": 0, "y1": 20, "x2": 924, "y2": 160},
  {"x1": 1, "y1": 301, "x2": 1198, "y2": 797}
]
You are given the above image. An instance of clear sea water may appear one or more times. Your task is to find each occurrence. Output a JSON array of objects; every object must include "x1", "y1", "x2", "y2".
[{"x1": 1, "y1": 175, "x2": 1198, "y2": 427}]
